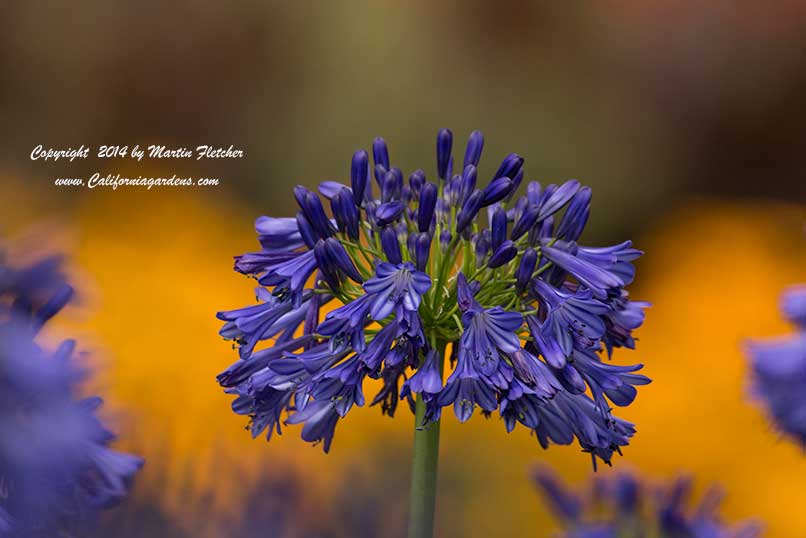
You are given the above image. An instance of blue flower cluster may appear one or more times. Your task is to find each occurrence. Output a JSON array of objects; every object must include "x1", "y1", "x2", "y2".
[
  {"x1": 534, "y1": 467, "x2": 761, "y2": 538},
  {"x1": 746, "y1": 285, "x2": 806, "y2": 447},
  {"x1": 217, "y1": 129, "x2": 649, "y2": 466},
  {"x1": 0, "y1": 251, "x2": 143, "y2": 536}
]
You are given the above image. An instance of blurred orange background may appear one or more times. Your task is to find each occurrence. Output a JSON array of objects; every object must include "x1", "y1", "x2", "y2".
[{"x1": 1, "y1": 2, "x2": 805, "y2": 537}]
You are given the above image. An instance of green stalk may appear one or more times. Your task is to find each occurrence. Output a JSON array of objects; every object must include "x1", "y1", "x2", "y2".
[{"x1": 407, "y1": 342, "x2": 446, "y2": 538}]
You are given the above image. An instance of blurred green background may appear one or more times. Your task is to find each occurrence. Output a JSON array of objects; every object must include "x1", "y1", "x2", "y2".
[{"x1": 1, "y1": 2, "x2": 805, "y2": 537}]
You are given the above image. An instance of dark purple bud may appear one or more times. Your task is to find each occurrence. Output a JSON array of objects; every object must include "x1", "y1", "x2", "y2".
[
  {"x1": 390, "y1": 167, "x2": 404, "y2": 197},
  {"x1": 436, "y1": 128, "x2": 453, "y2": 180},
  {"x1": 530, "y1": 217, "x2": 555, "y2": 245},
  {"x1": 457, "y1": 190, "x2": 483, "y2": 233},
  {"x1": 492, "y1": 153, "x2": 524, "y2": 182},
  {"x1": 303, "y1": 191, "x2": 336, "y2": 238},
  {"x1": 447, "y1": 176, "x2": 462, "y2": 207},
  {"x1": 414, "y1": 232, "x2": 432, "y2": 272},
  {"x1": 536, "y1": 180, "x2": 580, "y2": 221},
  {"x1": 474, "y1": 229, "x2": 491, "y2": 267},
  {"x1": 527, "y1": 181, "x2": 542, "y2": 204},
  {"x1": 481, "y1": 177, "x2": 513, "y2": 206},
  {"x1": 516, "y1": 247, "x2": 537, "y2": 291},
  {"x1": 486, "y1": 202, "x2": 501, "y2": 227},
  {"x1": 395, "y1": 221, "x2": 409, "y2": 243},
  {"x1": 373, "y1": 137, "x2": 390, "y2": 171},
  {"x1": 509, "y1": 196, "x2": 528, "y2": 223},
  {"x1": 505, "y1": 168, "x2": 524, "y2": 202},
  {"x1": 351, "y1": 149, "x2": 369, "y2": 205},
  {"x1": 463, "y1": 130, "x2": 484, "y2": 169},
  {"x1": 296, "y1": 212, "x2": 317, "y2": 249},
  {"x1": 511, "y1": 204, "x2": 540, "y2": 240},
  {"x1": 364, "y1": 200, "x2": 379, "y2": 228},
  {"x1": 539, "y1": 217, "x2": 554, "y2": 239},
  {"x1": 401, "y1": 184, "x2": 413, "y2": 204},
  {"x1": 459, "y1": 165, "x2": 477, "y2": 206},
  {"x1": 374, "y1": 163, "x2": 387, "y2": 185},
  {"x1": 556, "y1": 186, "x2": 591, "y2": 241},
  {"x1": 439, "y1": 229, "x2": 452, "y2": 253},
  {"x1": 407, "y1": 231, "x2": 418, "y2": 261},
  {"x1": 487, "y1": 240, "x2": 517, "y2": 268},
  {"x1": 324, "y1": 238, "x2": 363, "y2": 283},
  {"x1": 381, "y1": 171, "x2": 397, "y2": 203},
  {"x1": 435, "y1": 198, "x2": 451, "y2": 227},
  {"x1": 537, "y1": 184, "x2": 556, "y2": 207},
  {"x1": 418, "y1": 182, "x2": 438, "y2": 233},
  {"x1": 331, "y1": 188, "x2": 360, "y2": 240},
  {"x1": 376, "y1": 201, "x2": 405, "y2": 226},
  {"x1": 313, "y1": 240, "x2": 340, "y2": 289},
  {"x1": 380, "y1": 226, "x2": 402, "y2": 264},
  {"x1": 293, "y1": 185, "x2": 310, "y2": 210},
  {"x1": 409, "y1": 169, "x2": 425, "y2": 194},
  {"x1": 491, "y1": 206, "x2": 507, "y2": 251}
]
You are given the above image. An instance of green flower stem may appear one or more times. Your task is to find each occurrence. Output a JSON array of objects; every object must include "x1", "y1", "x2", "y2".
[{"x1": 407, "y1": 341, "x2": 446, "y2": 538}]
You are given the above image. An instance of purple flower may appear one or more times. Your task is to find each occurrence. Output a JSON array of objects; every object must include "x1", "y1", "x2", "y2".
[
  {"x1": 530, "y1": 280, "x2": 610, "y2": 357},
  {"x1": 781, "y1": 285, "x2": 806, "y2": 328},
  {"x1": 0, "y1": 251, "x2": 142, "y2": 535},
  {"x1": 257, "y1": 250, "x2": 318, "y2": 306},
  {"x1": 541, "y1": 244, "x2": 624, "y2": 298},
  {"x1": 218, "y1": 288, "x2": 321, "y2": 358},
  {"x1": 403, "y1": 348, "x2": 443, "y2": 395},
  {"x1": 438, "y1": 349, "x2": 499, "y2": 422},
  {"x1": 217, "y1": 129, "x2": 648, "y2": 462},
  {"x1": 363, "y1": 262, "x2": 431, "y2": 320},
  {"x1": 457, "y1": 273, "x2": 523, "y2": 374},
  {"x1": 746, "y1": 285, "x2": 806, "y2": 447},
  {"x1": 602, "y1": 290, "x2": 650, "y2": 356},
  {"x1": 285, "y1": 400, "x2": 341, "y2": 452}
]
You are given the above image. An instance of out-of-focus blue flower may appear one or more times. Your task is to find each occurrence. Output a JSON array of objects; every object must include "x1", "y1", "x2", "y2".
[
  {"x1": 0, "y1": 250, "x2": 142, "y2": 536},
  {"x1": 781, "y1": 285, "x2": 806, "y2": 328},
  {"x1": 534, "y1": 468, "x2": 762, "y2": 538},
  {"x1": 746, "y1": 285, "x2": 806, "y2": 447},
  {"x1": 217, "y1": 129, "x2": 649, "y2": 464}
]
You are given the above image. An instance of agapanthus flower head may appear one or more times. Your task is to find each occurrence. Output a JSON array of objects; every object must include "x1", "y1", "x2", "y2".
[
  {"x1": 745, "y1": 285, "x2": 806, "y2": 447},
  {"x1": 0, "y1": 249, "x2": 143, "y2": 536},
  {"x1": 217, "y1": 129, "x2": 650, "y2": 466},
  {"x1": 534, "y1": 467, "x2": 762, "y2": 538}
]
